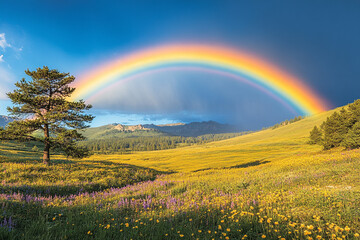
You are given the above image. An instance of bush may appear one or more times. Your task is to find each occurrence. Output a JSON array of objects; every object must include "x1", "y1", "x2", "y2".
[{"x1": 32, "y1": 145, "x2": 39, "y2": 152}]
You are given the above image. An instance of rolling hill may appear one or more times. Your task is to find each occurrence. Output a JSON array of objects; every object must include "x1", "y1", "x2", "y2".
[
  {"x1": 1, "y1": 104, "x2": 359, "y2": 239},
  {"x1": 88, "y1": 107, "x2": 337, "y2": 172}
]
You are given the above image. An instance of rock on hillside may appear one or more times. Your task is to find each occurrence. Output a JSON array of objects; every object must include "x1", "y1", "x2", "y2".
[{"x1": 113, "y1": 124, "x2": 152, "y2": 131}]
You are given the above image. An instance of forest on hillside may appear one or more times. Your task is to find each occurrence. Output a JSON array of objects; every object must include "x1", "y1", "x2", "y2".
[
  {"x1": 309, "y1": 99, "x2": 360, "y2": 149},
  {"x1": 78, "y1": 132, "x2": 248, "y2": 154}
]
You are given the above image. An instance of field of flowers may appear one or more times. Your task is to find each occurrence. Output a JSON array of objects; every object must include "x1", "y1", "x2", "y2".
[{"x1": 1, "y1": 108, "x2": 359, "y2": 239}]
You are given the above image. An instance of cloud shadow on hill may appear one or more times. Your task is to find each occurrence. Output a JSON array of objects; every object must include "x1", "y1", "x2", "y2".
[
  {"x1": 229, "y1": 160, "x2": 270, "y2": 169},
  {"x1": 192, "y1": 160, "x2": 270, "y2": 172}
]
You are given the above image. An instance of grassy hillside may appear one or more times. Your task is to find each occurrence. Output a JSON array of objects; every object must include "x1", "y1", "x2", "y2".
[
  {"x1": 1, "y1": 106, "x2": 360, "y2": 239},
  {"x1": 87, "y1": 109, "x2": 336, "y2": 172}
]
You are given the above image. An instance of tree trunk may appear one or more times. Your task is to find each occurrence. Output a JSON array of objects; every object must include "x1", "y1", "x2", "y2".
[{"x1": 43, "y1": 124, "x2": 50, "y2": 165}]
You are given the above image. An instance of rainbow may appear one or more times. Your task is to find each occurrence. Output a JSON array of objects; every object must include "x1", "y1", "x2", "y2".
[{"x1": 72, "y1": 44, "x2": 329, "y2": 115}]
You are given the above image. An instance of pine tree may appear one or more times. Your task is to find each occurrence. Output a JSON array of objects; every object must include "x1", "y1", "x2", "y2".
[
  {"x1": 2, "y1": 66, "x2": 94, "y2": 165},
  {"x1": 347, "y1": 100, "x2": 360, "y2": 128},
  {"x1": 321, "y1": 111, "x2": 348, "y2": 150},
  {"x1": 309, "y1": 125, "x2": 322, "y2": 145},
  {"x1": 342, "y1": 122, "x2": 360, "y2": 149}
]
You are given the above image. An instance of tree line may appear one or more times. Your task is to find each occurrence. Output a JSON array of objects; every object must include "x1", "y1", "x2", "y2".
[
  {"x1": 309, "y1": 99, "x2": 360, "y2": 149},
  {"x1": 271, "y1": 116, "x2": 303, "y2": 129}
]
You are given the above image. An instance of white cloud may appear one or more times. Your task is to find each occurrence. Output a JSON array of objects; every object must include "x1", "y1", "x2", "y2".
[
  {"x1": 0, "y1": 65, "x2": 16, "y2": 100},
  {"x1": 0, "y1": 33, "x2": 22, "y2": 62},
  {"x1": 0, "y1": 33, "x2": 11, "y2": 50}
]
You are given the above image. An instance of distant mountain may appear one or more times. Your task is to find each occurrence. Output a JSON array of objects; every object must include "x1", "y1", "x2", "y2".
[
  {"x1": 82, "y1": 121, "x2": 239, "y2": 139},
  {"x1": 0, "y1": 115, "x2": 13, "y2": 128},
  {"x1": 143, "y1": 121, "x2": 237, "y2": 137},
  {"x1": 81, "y1": 124, "x2": 167, "y2": 140},
  {"x1": 0, "y1": 117, "x2": 239, "y2": 139}
]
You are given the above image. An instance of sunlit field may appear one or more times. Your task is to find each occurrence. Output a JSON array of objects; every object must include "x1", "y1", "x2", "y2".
[{"x1": 1, "y1": 107, "x2": 359, "y2": 239}]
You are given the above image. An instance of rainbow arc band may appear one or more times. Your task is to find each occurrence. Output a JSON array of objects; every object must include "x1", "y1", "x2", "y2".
[{"x1": 72, "y1": 44, "x2": 329, "y2": 115}]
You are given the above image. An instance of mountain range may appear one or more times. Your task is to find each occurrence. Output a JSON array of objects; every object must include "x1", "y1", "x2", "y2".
[
  {"x1": 82, "y1": 121, "x2": 239, "y2": 139},
  {"x1": 143, "y1": 121, "x2": 238, "y2": 137},
  {"x1": 0, "y1": 115, "x2": 239, "y2": 138},
  {"x1": 0, "y1": 115, "x2": 13, "y2": 128}
]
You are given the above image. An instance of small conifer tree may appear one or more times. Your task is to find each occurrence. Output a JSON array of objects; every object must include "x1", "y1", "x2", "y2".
[
  {"x1": 309, "y1": 125, "x2": 322, "y2": 145},
  {"x1": 342, "y1": 122, "x2": 360, "y2": 149},
  {"x1": 321, "y1": 111, "x2": 348, "y2": 150},
  {"x1": 347, "y1": 100, "x2": 360, "y2": 128}
]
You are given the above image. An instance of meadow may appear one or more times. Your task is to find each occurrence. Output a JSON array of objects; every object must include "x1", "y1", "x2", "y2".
[{"x1": 0, "y1": 107, "x2": 359, "y2": 239}]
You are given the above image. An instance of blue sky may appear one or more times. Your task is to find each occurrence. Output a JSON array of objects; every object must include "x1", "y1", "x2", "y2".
[{"x1": 1, "y1": 0, "x2": 360, "y2": 129}]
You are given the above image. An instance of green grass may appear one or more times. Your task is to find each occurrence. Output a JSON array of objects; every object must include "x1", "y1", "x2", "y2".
[{"x1": 1, "y1": 106, "x2": 359, "y2": 239}]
